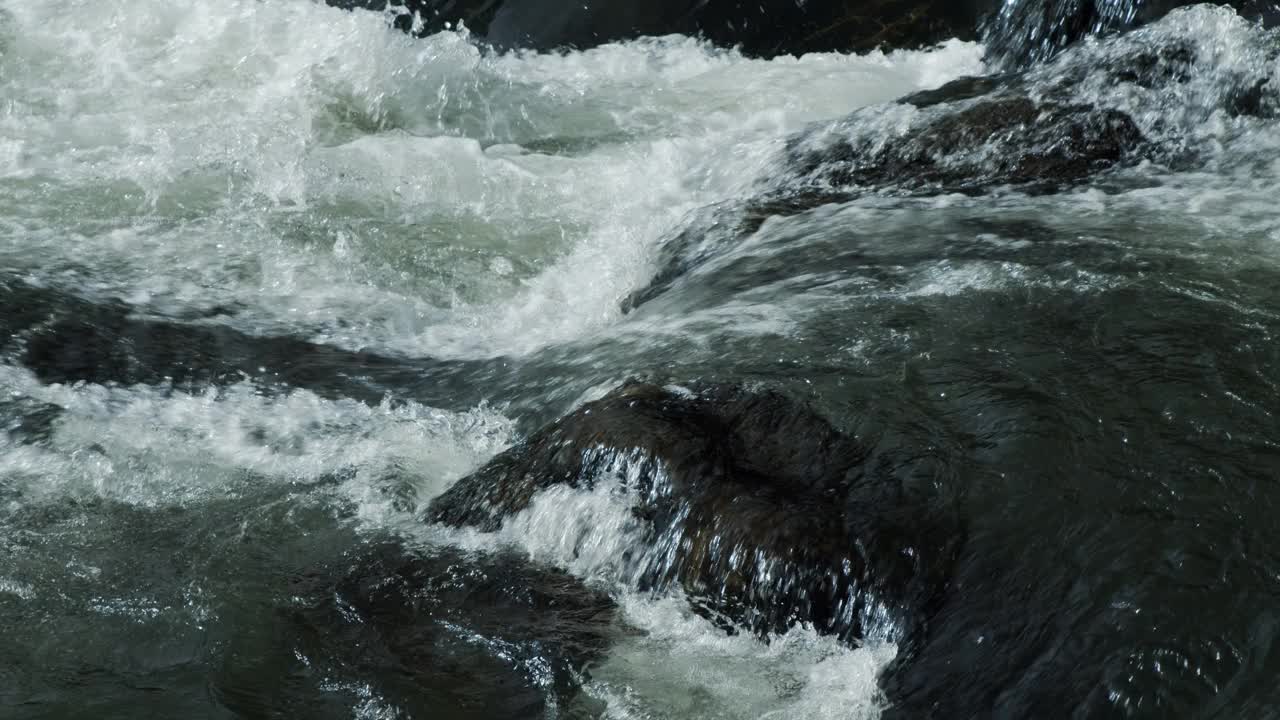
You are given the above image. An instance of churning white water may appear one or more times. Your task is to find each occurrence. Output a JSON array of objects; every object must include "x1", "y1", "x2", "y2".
[
  {"x1": 0, "y1": 0, "x2": 993, "y2": 716},
  {"x1": 0, "y1": 0, "x2": 983, "y2": 359}
]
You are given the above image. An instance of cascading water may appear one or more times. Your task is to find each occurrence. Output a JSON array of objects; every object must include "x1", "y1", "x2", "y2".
[
  {"x1": 982, "y1": 0, "x2": 1148, "y2": 62},
  {"x1": 4, "y1": 1, "x2": 1280, "y2": 718},
  {"x1": 981, "y1": 0, "x2": 1280, "y2": 63}
]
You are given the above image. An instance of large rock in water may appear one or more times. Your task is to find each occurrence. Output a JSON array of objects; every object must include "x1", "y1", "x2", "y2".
[
  {"x1": 216, "y1": 540, "x2": 618, "y2": 719},
  {"x1": 622, "y1": 12, "x2": 1280, "y2": 314},
  {"x1": 789, "y1": 96, "x2": 1143, "y2": 194},
  {"x1": 328, "y1": 0, "x2": 1278, "y2": 62},
  {"x1": 622, "y1": 82, "x2": 1145, "y2": 312},
  {"x1": 329, "y1": 0, "x2": 986, "y2": 56},
  {"x1": 428, "y1": 381, "x2": 962, "y2": 644}
]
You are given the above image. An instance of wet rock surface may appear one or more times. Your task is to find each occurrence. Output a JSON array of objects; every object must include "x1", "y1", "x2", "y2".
[
  {"x1": 0, "y1": 276, "x2": 491, "y2": 409},
  {"x1": 328, "y1": 0, "x2": 986, "y2": 57},
  {"x1": 327, "y1": 0, "x2": 1279, "y2": 65},
  {"x1": 624, "y1": 80, "x2": 1145, "y2": 312},
  {"x1": 982, "y1": 0, "x2": 1280, "y2": 65},
  {"x1": 791, "y1": 98, "x2": 1143, "y2": 194},
  {"x1": 428, "y1": 381, "x2": 963, "y2": 645}
]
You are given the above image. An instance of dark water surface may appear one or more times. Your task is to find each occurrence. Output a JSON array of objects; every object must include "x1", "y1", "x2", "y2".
[{"x1": 4, "y1": 1, "x2": 1280, "y2": 718}]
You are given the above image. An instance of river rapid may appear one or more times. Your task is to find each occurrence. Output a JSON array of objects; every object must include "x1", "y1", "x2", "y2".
[{"x1": 3, "y1": 1, "x2": 1280, "y2": 718}]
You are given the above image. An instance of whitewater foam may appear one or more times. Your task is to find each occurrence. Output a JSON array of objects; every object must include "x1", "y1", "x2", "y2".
[
  {"x1": 0, "y1": 364, "x2": 512, "y2": 509},
  {"x1": 587, "y1": 594, "x2": 894, "y2": 720},
  {"x1": 0, "y1": 0, "x2": 985, "y2": 360},
  {"x1": 410, "y1": 479, "x2": 900, "y2": 720}
]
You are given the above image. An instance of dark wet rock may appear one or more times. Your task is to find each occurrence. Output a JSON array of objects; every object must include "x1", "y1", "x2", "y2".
[
  {"x1": 330, "y1": 0, "x2": 986, "y2": 57},
  {"x1": 0, "y1": 397, "x2": 63, "y2": 445},
  {"x1": 1229, "y1": 76, "x2": 1277, "y2": 118},
  {"x1": 0, "y1": 276, "x2": 486, "y2": 408},
  {"x1": 623, "y1": 89, "x2": 1143, "y2": 312},
  {"x1": 237, "y1": 541, "x2": 618, "y2": 720},
  {"x1": 329, "y1": 0, "x2": 1278, "y2": 66},
  {"x1": 791, "y1": 96, "x2": 1143, "y2": 195},
  {"x1": 0, "y1": 276, "x2": 676, "y2": 421},
  {"x1": 899, "y1": 73, "x2": 1016, "y2": 108},
  {"x1": 429, "y1": 380, "x2": 962, "y2": 644},
  {"x1": 1108, "y1": 39, "x2": 1198, "y2": 88}
]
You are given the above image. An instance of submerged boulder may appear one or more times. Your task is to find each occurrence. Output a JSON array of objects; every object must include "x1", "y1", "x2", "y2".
[
  {"x1": 623, "y1": 85, "x2": 1144, "y2": 312},
  {"x1": 428, "y1": 381, "x2": 962, "y2": 644},
  {"x1": 0, "y1": 276, "x2": 487, "y2": 409}
]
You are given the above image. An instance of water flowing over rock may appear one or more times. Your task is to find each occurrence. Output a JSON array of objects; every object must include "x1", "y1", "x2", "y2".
[
  {"x1": 623, "y1": 80, "x2": 1144, "y2": 312},
  {"x1": 328, "y1": 0, "x2": 1278, "y2": 63},
  {"x1": 624, "y1": 10, "x2": 1280, "y2": 313},
  {"x1": 329, "y1": 0, "x2": 986, "y2": 56},
  {"x1": 0, "y1": 397, "x2": 62, "y2": 445},
  {"x1": 428, "y1": 381, "x2": 963, "y2": 645},
  {"x1": 8, "y1": 0, "x2": 1280, "y2": 717},
  {"x1": 0, "y1": 277, "x2": 492, "y2": 409},
  {"x1": 983, "y1": 0, "x2": 1280, "y2": 65}
]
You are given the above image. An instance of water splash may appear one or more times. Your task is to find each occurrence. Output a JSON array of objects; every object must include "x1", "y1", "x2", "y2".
[
  {"x1": 982, "y1": 0, "x2": 1280, "y2": 66},
  {"x1": 983, "y1": 0, "x2": 1146, "y2": 64}
]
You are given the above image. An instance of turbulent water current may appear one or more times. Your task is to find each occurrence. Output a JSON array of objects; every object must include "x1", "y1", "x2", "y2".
[{"x1": 4, "y1": 1, "x2": 1280, "y2": 718}]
